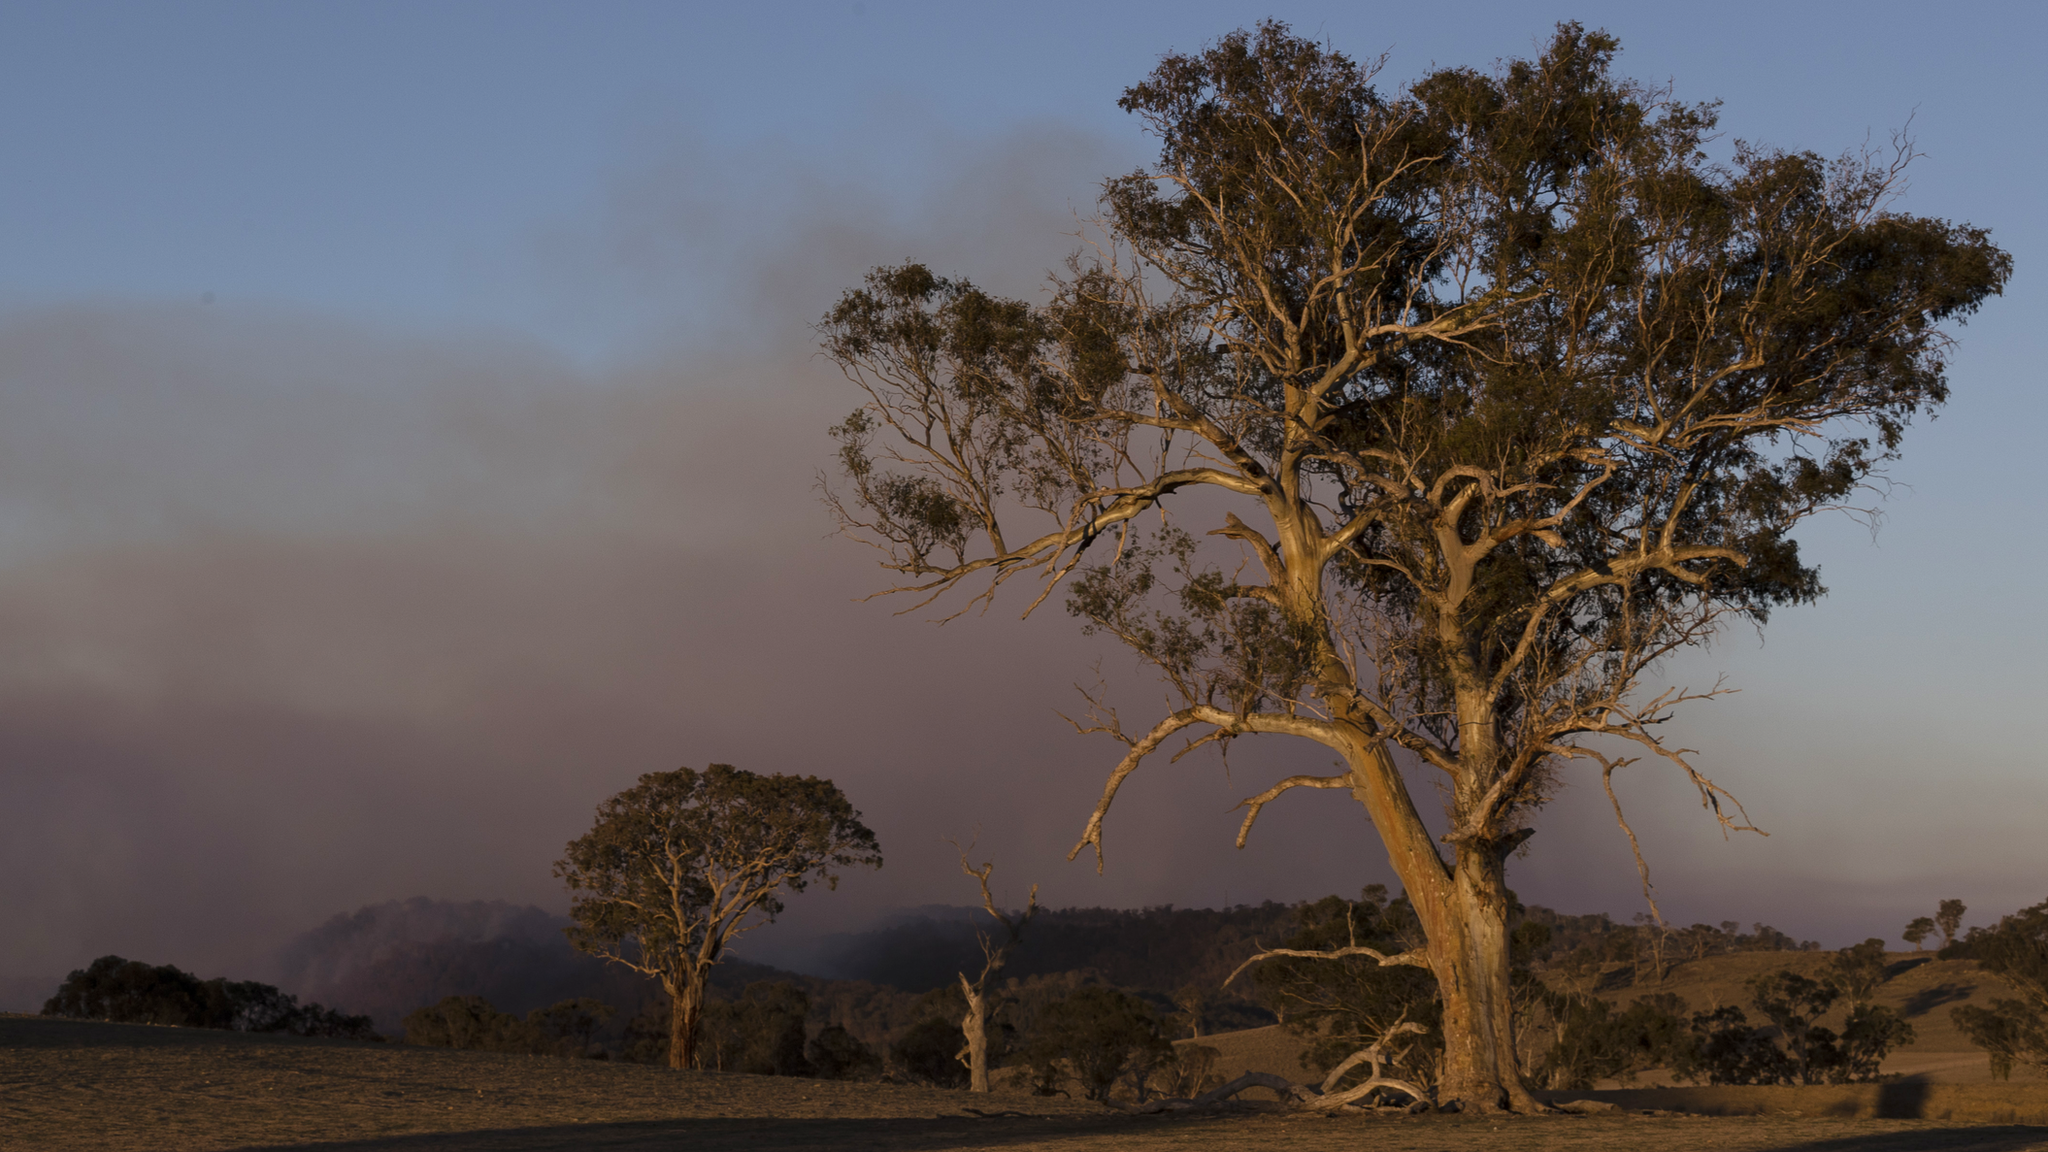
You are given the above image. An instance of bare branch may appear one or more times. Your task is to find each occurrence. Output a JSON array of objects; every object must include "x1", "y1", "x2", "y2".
[{"x1": 1222, "y1": 944, "x2": 1431, "y2": 989}]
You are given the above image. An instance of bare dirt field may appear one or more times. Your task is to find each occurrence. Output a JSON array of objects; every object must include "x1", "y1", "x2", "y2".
[{"x1": 7, "y1": 1015, "x2": 2048, "y2": 1152}]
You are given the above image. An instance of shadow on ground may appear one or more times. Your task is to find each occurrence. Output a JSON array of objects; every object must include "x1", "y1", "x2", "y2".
[
  {"x1": 223, "y1": 1116, "x2": 1128, "y2": 1152},
  {"x1": 219, "y1": 1116, "x2": 2048, "y2": 1152},
  {"x1": 1772, "y1": 1130, "x2": 2048, "y2": 1152}
]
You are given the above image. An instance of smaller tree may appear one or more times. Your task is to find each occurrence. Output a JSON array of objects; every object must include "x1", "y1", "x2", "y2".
[
  {"x1": 1948, "y1": 897, "x2": 2048, "y2": 1079},
  {"x1": 1680, "y1": 967, "x2": 1914, "y2": 1085},
  {"x1": 1829, "y1": 938, "x2": 1892, "y2": 1006},
  {"x1": 1748, "y1": 970, "x2": 1841, "y2": 1085},
  {"x1": 402, "y1": 995, "x2": 529, "y2": 1051},
  {"x1": 1537, "y1": 993, "x2": 1690, "y2": 1090},
  {"x1": 556, "y1": 765, "x2": 882, "y2": 1070},
  {"x1": 702, "y1": 982, "x2": 811, "y2": 1076},
  {"x1": 527, "y1": 998, "x2": 618, "y2": 1057},
  {"x1": 808, "y1": 1024, "x2": 883, "y2": 1080},
  {"x1": 951, "y1": 845, "x2": 1039, "y2": 1092},
  {"x1": 1938, "y1": 899, "x2": 1968, "y2": 949},
  {"x1": 1026, "y1": 986, "x2": 1172, "y2": 1102},
  {"x1": 892, "y1": 1015, "x2": 973, "y2": 1088},
  {"x1": 1170, "y1": 984, "x2": 1209, "y2": 1039},
  {"x1": 1904, "y1": 917, "x2": 1937, "y2": 952}
]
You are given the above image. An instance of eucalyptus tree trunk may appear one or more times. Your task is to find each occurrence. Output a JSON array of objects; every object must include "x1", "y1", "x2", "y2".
[
  {"x1": 1327, "y1": 699, "x2": 1536, "y2": 1111},
  {"x1": 667, "y1": 966, "x2": 710, "y2": 1071}
]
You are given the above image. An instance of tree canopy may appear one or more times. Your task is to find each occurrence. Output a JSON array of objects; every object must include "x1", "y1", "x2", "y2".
[
  {"x1": 821, "y1": 21, "x2": 2008, "y2": 1110},
  {"x1": 555, "y1": 764, "x2": 881, "y2": 1069}
]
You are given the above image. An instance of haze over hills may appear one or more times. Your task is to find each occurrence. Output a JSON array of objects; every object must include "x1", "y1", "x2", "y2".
[{"x1": 3, "y1": 892, "x2": 1943, "y2": 1048}]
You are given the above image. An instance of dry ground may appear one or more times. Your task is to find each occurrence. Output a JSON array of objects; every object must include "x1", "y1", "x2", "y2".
[{"x1": 8, "y1": 1015, "x2": 2048, "y2": 1152}]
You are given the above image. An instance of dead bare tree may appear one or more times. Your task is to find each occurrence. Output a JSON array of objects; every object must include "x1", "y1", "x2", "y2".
[
  {"x1": 951, "y1": 845, "x2": 1039, "y2": 1092},
  {"x1": 821, "y1": 23, "x2": 2008, "y2": 1111}
]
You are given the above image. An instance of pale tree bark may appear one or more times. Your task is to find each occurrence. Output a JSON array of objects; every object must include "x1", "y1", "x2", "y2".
[
  {"x1": 951, "y1": 846, "x2": 1038, "y2": 1092},
  {"x1": 821, "y1": 23, "x2": 2006, "y2": 1116},
  {"x1": 667, "y1": 965, "x2": 711, "y2": 1072}
]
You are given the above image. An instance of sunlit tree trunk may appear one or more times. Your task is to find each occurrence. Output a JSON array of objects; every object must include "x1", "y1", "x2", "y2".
[
  {"x1": 668, "y1": 967, "x2": 709, "y2": 1071},
  {"x1": 960, "y1": 983, "x2": 992, "y2": 1092},
  {"x1": 1334, "y1": 723, "x2": 1538, "y2": 1113}
]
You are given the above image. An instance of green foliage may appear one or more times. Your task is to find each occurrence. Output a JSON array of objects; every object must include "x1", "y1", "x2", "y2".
[
  {"x1": 1537, "y1": 992, "x2": 1690, "y2": 1090},
  {"x1": 1676, "y1": 967, "x2": 1914, "y2": 1085},
  {"x1": 1904, "y1": 917, "x2": 1937, "y2": 951},
  {"x1": 1679, "y1": 1004, "x2": 1791, "y2": 1086},
  {"x1": 556, "y1": 764, "x2": 881, "y2": 1068},
  {"x1": 402, "y1": 995, "x2": 527, "y2": 1051},
  {"x1": 806, "y1": 1024, "x2": 882, "y2": 1080},
  {"x1": 42, "y1": 955, "x2": 375, "y2": 1040},
  {"x1": 1024, "y1": 986, "x2": 1173, "y2": 1102},
  {"x1": 822, "y1": 18, "x2": 2006, "y2": 1093},
  {"x1": 401, "y1": 995, "x2": 614, "y2": 1057},
  {"x1": 525, "y1": 998, "x2": 617, "y2": 1057},
  {"x1": 556, "y1": 765, "x2": 883, "y2": 986},
  {"x1": 1938, "y1": 899, "x2": 1968, "y2": 948},
  {"x1": 890, "y1": 1017, "x2": 969, "y2": 1088},
  {"x1": 1748, "y1": 969, "x2": 1845, "y2": 1084},
  {"x1": 702, "y1": 982, "x2": 811, "y2": 1076},
  {"x1": 1945, "y1": 897, "x2": 2048, "y2": 1079},
  {"x1": 1828, "y1": 938, "x2": 1891, "y2": 1005},
  {"x1": 1952, "y1": 1002, "x2": 2048, "y2": 1081},
  {"x1": 1249, "y1": 886, "x2": 1441, "y2": 1087}
]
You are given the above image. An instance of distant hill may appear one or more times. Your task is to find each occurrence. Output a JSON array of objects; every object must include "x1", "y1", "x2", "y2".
[
  {"x1": 271, "y1": 898, "x2": 923, "y2": 1043},
  {"x1": 273, "y1": 899, "x2": 649, "y2": 1034}
]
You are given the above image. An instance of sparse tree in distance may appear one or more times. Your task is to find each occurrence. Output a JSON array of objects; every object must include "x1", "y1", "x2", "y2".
[
  {"x1": 820, "y1": 21, "x2": 2007, "y2": 1109},
  {"x1": 951, "y1": 845, "x2": 1040, "y2": 1091},
  {"x1": 555, "y1": 765, "x2": 882, "y2": 1070},
  {"x1": 1904, "y1": 916, "x2": 1936, "y2": 952},
  {"x1": 1171, "y1": 983, "x2": 1209, "y2": 1039},
  {"x1": 1938, "y1": 899, "x2": 1968, "y2": 949},
  {"x1": 1949, "y1": 897, "x2": 2048, "y2": 1080},
  {"x1": 1829, "y1": 938, "x2": 1891, "y2": 1006}
]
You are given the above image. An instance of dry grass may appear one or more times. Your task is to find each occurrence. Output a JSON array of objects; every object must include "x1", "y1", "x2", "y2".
[{"x1": 8, "y1": 1014, "x2": 2048, "y2": 1152}]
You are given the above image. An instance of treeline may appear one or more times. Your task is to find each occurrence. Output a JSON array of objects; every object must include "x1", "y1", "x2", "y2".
[
  {"x1": 380, "y1": 887, "x2": 1875, "y2": 1100},
  {"x1": 1518, "y1": 905, "x2": 1821, "y2": 990},
  {"x1": 41, "y1": 955, "x2": 376, "y2": 1040},
  {"x1": 403, "y1": 973, "x2": 1215, "y2": 1103}
]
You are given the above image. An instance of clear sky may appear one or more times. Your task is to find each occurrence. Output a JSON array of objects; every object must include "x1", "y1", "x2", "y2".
[{"x1": 0, "y1": 1, "x2": 2040, "y2": 981}]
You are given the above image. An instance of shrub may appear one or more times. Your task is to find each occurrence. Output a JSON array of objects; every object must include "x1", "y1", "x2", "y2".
[
  {"x1": 701, "y1": 982, "x2": 811, "y2": 1076},
  {"x1": 1024, "y1": 986, "x2": 1171, "y2": 1102},
  {"x1": 890, "y1": 1017, "x2": 969, "y2": 1088},
  {"x1": 43, "y1": 955, "x2": 375, "y2": 1039},
  {"x1": 807, "y1": 1024, "x2": 882, "y2": 1080},
  {"x1": 402, "y1": 994, "x2": 615, "y2": 1056}
]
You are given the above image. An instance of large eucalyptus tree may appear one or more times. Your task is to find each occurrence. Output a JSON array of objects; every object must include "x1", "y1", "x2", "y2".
[{"x1": 820, "y1": 23, "x2": 2007, "y2": 1110}]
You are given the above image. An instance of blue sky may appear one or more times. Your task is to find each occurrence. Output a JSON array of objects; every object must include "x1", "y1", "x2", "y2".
[{"x1": 0, "y1": 1, "x2": 2040, "y2": 980}]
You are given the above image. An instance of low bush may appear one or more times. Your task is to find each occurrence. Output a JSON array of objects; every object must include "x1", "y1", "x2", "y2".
[{"x1": 43, "y1": 956, "x2": 376, "y2": 1040}]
